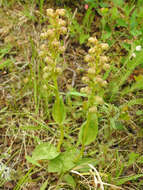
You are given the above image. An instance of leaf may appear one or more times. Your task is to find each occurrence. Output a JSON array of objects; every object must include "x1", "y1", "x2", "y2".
[
  {"x1": 78, "y1": 112, "x2": 98, "y2": 146},
  {"x1": 116, "y1": 18, "x2": 128, "y2": 27},
  {"x1": 52, "y1": 96, "x2": 66, "y2": 124},
  {"x1": 31, "y1": 142, "x2": 60, "y2": 161},
  {"x1": 63, "y1": 174, "x2": 76, "y2": 189},
  {"x1": 48, "y1": 149, "x2": 79, "y2": 174},
  {"x1": 115, "y1": 174, "x2": 143, "y2": 185},
  {"x1": 66, "y1": 91, "x2": 87, "y2": 98},
  {"x1": 26, "y1": 156, "x2": 41, "y2": 167},
  {"x1": 128, "y1": 152, "x2": 139, "y2": 166},
  {"x1": 40, "y1": 180, "x2": 48, "y2": 190}
]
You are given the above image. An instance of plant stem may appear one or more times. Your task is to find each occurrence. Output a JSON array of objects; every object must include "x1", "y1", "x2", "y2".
[{"x1": 57, "y1": 124, "x2": 64, "y2": 152}]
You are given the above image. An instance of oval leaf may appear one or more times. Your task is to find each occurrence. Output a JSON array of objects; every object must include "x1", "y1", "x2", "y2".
[
  {"x1": 52, "y1": 96, "x2": 66, "y2": 124},
  {"x1": 32, "y1": 142, "x2": 60, "y2": 161},
  {"x1": 78, "y1": 113, "x2": 98, "y2": 146}
]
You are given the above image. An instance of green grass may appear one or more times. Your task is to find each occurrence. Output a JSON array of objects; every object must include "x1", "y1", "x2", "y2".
[{"x1": 0, "y1": 0, "x2": 143, "y2": 189}]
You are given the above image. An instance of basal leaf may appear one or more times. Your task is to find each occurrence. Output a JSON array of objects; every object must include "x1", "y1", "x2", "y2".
[
  {"x1": 26, "y1": 156, "x2": 41, "y2": 167},
  {"x1": 78, "y1": 113, "x2": 98, "y2": 146},
  {"x1": 52, "y1": 96, "x2": 66, "y2": 124},
  {"x1": 32, "y1": 142, "x2": 60, "y2": 161},
  {"x1": 63, "y1": 174, "x2": 76, "y2": 189},
  {"x1": 48, "y1": 149, "x2": 79, "y2": 174}
]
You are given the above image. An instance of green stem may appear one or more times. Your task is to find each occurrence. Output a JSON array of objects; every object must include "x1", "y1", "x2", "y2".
[{"x1": 57, "y1": 124, "x2": 64, "y2": 152}]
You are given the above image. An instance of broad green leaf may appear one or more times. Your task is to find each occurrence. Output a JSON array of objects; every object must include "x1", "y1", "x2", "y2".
[
  {"x1": 26, "y1": 156, "x2": 41, "y2": 167},
  {"x1": 52, "y1": 96, "x2": 66, "y2": 124},
  {"x1": 31, "y1": 142, "x2": 60, "y2": 161},
  {"x1": 78, "y1": 113, "x2": 98, "y2": 146},
  {"x1": 40, "y1": 180, "x2": 48, "y2": 190},
  {"x1": 115, "y1": 174, "x2": 143, "y2": 185},
  {"x1": 63, "y1": 174, "x2": 76, "y2": 189},
  {"x1": 48, "y1": 149, "x2": 79, "y2": 174}
]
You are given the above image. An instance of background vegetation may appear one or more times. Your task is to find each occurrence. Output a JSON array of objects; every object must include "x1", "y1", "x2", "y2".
[{"x1": 0, "y1": 0, "x2": 143, "y2": 189}]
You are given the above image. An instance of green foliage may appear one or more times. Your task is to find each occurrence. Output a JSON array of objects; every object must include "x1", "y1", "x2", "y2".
[
  {"x1": 48, "y1": 148, "x2": 79, "y2": 174},
  {"x1": 68, "y1": 6, "x2": 95, "y2": 44},
  {"x1": 78, "y1": 112, "x2": 98, "y2": 146},
  {"x1": 52, "y1": 96, "x2": 66, "y2": 125},
  {"x1": 26, "y1": 143, "x2": 60, "y2": 166}
]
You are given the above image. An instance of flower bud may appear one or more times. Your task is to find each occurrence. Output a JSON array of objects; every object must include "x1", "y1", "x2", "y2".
[
  {"x1": 101, "y1": 80, "x2": 108, "y2": 87},
  {"x1": 43, "y1": 84, "x2": 47, "y2": 90},
  {"x1": 40, "y1": 32, "x2": 47, "y2": 39},
  {"x1": 84, "y1": 54, "x2": 93, "y2": 62},
  {"x1": 43, "y1": 66, "x2": 49, "y2": 72},
  {"x1": 39, "y1": 51, "x2": 45, "y2": 57},
  {"x1": 58, "y1": 19, "x2": 66, "y2": 26},
  {"x1": 60, "y1": 46, "x2": 66, "y2": 52},
  {"x1": 40, "y1": 44, "x2": 46, "y2": 50},
  {"x1": 103, "y1": 63, "x2": 110, "y2": 70},
  {"x1": 43, "y1": 72, "x2": 49, "y2": 79},
  {"x1": 88, "y1": 37, "x2": 98, "y2": 44},
  {"x1": 100, "y1": 43, "x2": 109, "y2": 50},
  {"x1": 136, "y1": 45, "x2": 141, "y2": 51},
  {"x1": 55, "y1": 67, "x2": 62, "y2": 74},
  {"x1": 56, "y1": 9, "x2": 66, "y2": 16},
  {"x1": 60, "y1": 27, "x2": 67, "y2": 34},
  {"x1": 47, "y1": 29, "x2": 54, "y2": 36},
  {"x1": 46, "y1": 9, "x2": 54, "y2": 17},
  {"x1": 44, "y1": 56, "x2": 53, "y2": 64},
  {"x1": 94, "y1": 96, "x2": 104, "y2": 104},
  {"x1": 82, "y1": 76, "x2": 89, "y2": 83},
  {"x1": 88, "y1": 68, "x2": 96, "y2": 75},
  {"x1": 51, "y1": 40, "x2": 60, "y2": 48},
  {"x1": 80, "y1": 86, "x2": 91, "y2": 94},
  {"x1": 100, "y1": 56, "x2": 108, "y2": 63},
  {"x1": 88, "y1": 47, "x2": 96, "y2": 54},
  {"x1": 23, "y1": 78, "x2": 29, "y2": 83},
  {"x1": 89, "y1": 106, "x2": 97, "y2": 113},
  {"x1": 95, "y1": 76, "x2": 103, "y2": 84}
]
